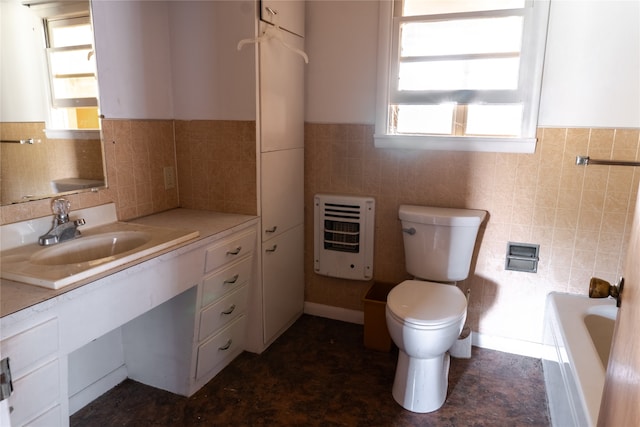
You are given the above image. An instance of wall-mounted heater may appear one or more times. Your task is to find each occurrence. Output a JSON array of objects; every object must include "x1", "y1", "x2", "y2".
[{"x1": 314, "y1": 194, "x2": 375, "y2": 280}]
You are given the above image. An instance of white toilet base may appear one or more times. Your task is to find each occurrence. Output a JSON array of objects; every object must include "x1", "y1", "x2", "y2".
[{"x1": 392, "y1": 350, "x2": 451, "y2": 413}]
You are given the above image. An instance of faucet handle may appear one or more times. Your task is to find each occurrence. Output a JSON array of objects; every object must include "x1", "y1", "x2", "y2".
[
  {"x1": 52, "y1": 198, "x2": 70, "y2": 215},
  {"x1": 52, "y1": 198, "x2": 70, "y2": 214}
]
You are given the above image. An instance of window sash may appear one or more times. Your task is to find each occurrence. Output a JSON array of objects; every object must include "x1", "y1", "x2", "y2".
[
  {"x1": 46, "y1": 45, "x2": 98, "y2": 107},
  {"x1": 389, "y1": 8, "x2": 530, "y2": 106},
  {"x1": 375, "y1": 0, "x2": 550, "y2": 151},
  {"x1": 44, "y1": 12, "x2": 99, "y2": 125}
]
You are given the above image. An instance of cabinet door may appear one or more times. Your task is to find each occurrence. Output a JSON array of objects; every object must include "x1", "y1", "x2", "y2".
[
  {"x1": 262, "y1": 225, "x2": 304, "y2": 344},
  {"x1": 261, "y1": 149, "x2": 304, "y2": 241},
  {"x1": 259, "y1": 23, "x2": 305, "y2": 152},
  {"x1": 260, "y1": 0, "x2": 305, "y2": 37}
]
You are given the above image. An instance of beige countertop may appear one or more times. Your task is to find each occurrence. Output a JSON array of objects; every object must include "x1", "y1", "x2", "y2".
[{"x1": 1, "y1": 208, "x2": 257, "y2": 318}]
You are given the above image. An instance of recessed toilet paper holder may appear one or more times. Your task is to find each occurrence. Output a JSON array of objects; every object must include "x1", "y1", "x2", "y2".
[{"x1": 505, "y1": 242, "x2": 539, "y2": 273}]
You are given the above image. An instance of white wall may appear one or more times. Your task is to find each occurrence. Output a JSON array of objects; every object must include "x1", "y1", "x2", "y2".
[
  {"x1": 304, "y1": 0, "x2": 379, "y2": 124},
  {"x1": 92, "y1": 0, "x2": 256, "y2": 121},
  {"x1": 7, "y1": 0, "x2": 637, "y2": 126},
  {"x1": 304, "y1": 0, "x2": 640, "y2": 128},
  {"x1": 538, "y1": 0, "x2": 640, "y2": 127},
  {"x1": 169, "y1": 0, "x2": 256, "y2": 120}
]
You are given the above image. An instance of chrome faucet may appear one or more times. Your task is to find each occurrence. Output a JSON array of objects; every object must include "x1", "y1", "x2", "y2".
[{"x1": 38, "y1": 198, "x2": 86, "y2": 246}]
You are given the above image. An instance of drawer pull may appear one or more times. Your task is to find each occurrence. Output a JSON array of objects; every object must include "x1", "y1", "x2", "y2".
[
  {"x1": 226, "y1": 246, "x2": 242, "y2": 256},
  {"x1": 223, "y1": 274, "x2": 239, "y2": 285},
  {"x1": 265, "y1": 225, "x2": 278, "y2": 233},
  {"x1": 266, "y1": 244, "x2": 278, "y2": 253},
  {"x1": 221, "y1": 304, "x2": 236, "y2": 315},
  {"x1": 218, "y1": 339, "x2": 233, "y2": 351}
]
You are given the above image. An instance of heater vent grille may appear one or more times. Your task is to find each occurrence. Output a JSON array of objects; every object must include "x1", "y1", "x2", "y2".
[
  {"x1": 324, "y1": 203, "x2": 362, "y2": 253},
  {"x1": 314, "y1": 195, "x2": 375, "y2": 280}
]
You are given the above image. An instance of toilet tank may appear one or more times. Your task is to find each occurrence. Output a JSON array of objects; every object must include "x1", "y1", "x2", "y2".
[{"x1": 399, "y1": 205, "x2": 486, "y2": 282}]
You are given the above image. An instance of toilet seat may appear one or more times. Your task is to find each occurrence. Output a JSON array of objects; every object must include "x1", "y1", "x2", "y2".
[{"x1": 387, "y1": 280, "x2": 467, "y2": 328}]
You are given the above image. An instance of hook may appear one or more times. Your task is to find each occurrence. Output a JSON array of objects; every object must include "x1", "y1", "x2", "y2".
[{"x1": 237, "y1": 8, "x2": 309, "y2": 64}]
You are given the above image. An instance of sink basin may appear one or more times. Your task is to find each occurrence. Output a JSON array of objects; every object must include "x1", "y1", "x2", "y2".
[
  {"x1": 31, "y1": 231, "x2": 152, "y2": 266},
  {"x1": 1, "y1": 222, "x2": 199, "y2": 289}
]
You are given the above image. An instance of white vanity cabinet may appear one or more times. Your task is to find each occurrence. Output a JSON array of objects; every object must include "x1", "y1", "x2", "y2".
[
  {"x1": 120, "y1": 223, "x2": 257, "y2": 397},
  {"x1": 194, "y1": 227, "x2": 256, "y2": 383},
  {"x1": 0, "y1": 316, "x2": 63, "y2": 427},
  {"x1": 1, "y1": 210, "x2": 259, "y2": 426}
]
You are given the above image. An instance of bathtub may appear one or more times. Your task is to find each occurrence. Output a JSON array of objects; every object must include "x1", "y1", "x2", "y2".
[{"x1": 542, "y1": 292, "x2": 618, "y2": 427}]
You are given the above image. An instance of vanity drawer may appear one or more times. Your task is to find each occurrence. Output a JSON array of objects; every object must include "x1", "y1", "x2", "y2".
[
  {"x1": 1, "y1": 318, "x2": 58, "y2": 378},
  {"x1": 9, "y1": 359, "x2": 60, "y2": 427},
  {"x1": 199, "y1": 285, "x2": 248, "y2": 341},
  {"x1": 201, "y1": 257, "x2": 252, "y2": 308},
  {"x1": 205, "y1": 229, "x2": 256, "y2": 273},
  {"x1": 196, "y1": 315, "x2": 246, "y2": 380}
]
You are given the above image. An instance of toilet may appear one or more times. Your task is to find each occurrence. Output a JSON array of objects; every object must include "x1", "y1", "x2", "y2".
[{"x1": 386, "y1": 205, "x2": 486, "y2": 413}]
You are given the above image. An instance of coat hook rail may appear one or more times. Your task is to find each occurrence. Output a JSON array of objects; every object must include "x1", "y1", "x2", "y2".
[{"x1": 576, "y1": 156, "x2": 640, "y2": 167}]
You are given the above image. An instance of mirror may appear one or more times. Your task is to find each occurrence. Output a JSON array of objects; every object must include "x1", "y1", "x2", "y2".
[{"x1": 0, "y1": 0, "x2": 106, "y2": 206}]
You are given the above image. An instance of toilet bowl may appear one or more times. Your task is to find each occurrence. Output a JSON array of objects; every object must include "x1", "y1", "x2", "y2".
[
  {"x1": 386, "y1": 280, "x2": 467, "y2": 413},
  {"x1": 385, "y1": 205, "x2": 485, "y2": 413}
]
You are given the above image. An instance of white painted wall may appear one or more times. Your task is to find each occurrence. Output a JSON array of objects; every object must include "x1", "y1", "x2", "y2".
[
  {"x1": 6, "y1": 0, "x2": 637, "y2": 126},
  {"x1": 169, "y1": 0, "x2": 256, "y2": 120},
  {"x1": 304, "y1": 0, "x2": 379, "y2": 124},
  {"x1": 538, "y1": 0, "x2": 640, "y2": 127},
  {"x1": 304, "y1": 0, "x2": 640, "y2": 128}
]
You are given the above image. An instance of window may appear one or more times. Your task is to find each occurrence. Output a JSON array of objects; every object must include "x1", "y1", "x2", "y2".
[
  {"x1": 375, "y1": 0, "x2": 550, "y2": 152},
  {"x1": 43, "y1": 5, "x2": 99, "y2": 137}
]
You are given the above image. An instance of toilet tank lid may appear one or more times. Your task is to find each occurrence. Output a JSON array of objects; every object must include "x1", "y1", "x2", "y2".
[{"x1": 399, "y1": 205, "x2": 486, "y2": 226}]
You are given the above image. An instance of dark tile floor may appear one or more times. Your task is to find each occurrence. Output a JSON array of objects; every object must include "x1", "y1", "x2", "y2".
[{"x1": 71, "y1": 315, "x2": 550, "y2": 426}]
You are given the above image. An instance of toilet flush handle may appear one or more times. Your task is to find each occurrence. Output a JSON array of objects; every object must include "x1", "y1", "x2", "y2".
[{"x1": 402, "y1": 227, "x2": 416, "y2": 235}]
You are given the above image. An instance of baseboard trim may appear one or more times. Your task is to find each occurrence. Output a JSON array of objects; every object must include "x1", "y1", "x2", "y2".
[
  {"x1": 472, "y1": 331, "x2": 542, "y2": 359},
  {"x1": 303, "y1": 302, "x2": 542, "y2": 359},
  {"x1": 303, "y1": 302, "x2": 364, "y2": 325}
]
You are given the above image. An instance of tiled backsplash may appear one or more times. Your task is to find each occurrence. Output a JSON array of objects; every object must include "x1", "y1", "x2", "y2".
[
  {"x1": 0, "y1": 122, "x2": 103, "y2": 206},
  {"x1": 304, "y1": 124, "x2": 640, "y2": 343},
  {"x1": 0, "y1": 119, "x2": 256, "y2": 225},
  {"x1": 175, "y1": 120, "x2": 256, "y2": 216},
  {"x1": 3, "y1": 118, "x2": 638, "y2": 345}
]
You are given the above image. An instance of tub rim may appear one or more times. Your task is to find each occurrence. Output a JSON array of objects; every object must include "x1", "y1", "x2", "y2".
[{"x1": 544, "y1": 292, "x2": 617, "y2": 427}]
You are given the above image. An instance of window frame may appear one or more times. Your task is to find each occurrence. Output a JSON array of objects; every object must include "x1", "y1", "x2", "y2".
[
  {"x1": 34, "y1": 1, "x2": 100, "y2": 139},
  {"x1": 374, "y1": 0, "x2": 550, "y2": 153},
  {"x1": 45, "y1": 15, "x2": 97, "y2": 109}
]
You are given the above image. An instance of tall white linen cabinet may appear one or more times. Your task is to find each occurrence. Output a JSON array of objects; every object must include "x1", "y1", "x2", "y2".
[{"x1": 246, "y1": 0, "x2": 306, "y2": 352}]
